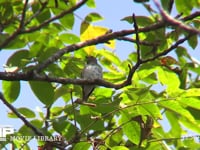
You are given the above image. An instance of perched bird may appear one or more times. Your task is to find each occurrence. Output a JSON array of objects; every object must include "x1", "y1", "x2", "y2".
[{"x1": 82, "y1": 56, "x2": 102, "y2": 101}]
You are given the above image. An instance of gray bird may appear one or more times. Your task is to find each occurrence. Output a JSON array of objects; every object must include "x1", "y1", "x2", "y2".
[{"x1": 82, "y1": 56, "x2": 102, "y2": 101}]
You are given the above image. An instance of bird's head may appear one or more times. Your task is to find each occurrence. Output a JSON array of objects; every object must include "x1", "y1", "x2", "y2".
[{"x1": 86, "y1": 56, "x2": 97, "y2": 64}]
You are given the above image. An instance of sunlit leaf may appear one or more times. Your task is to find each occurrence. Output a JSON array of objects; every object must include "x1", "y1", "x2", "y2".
[
  {"x1": 159, "y1": 100, "x2": 195, "y2": 122},
  {"x1": 111, "y1": 146, "x2": 129, "y2": 150},
  {"x1": 178, "y1": 97, "x2": 200, "y2": 110},
  {"x1": 60, "y1": 33, "x2": 80, "y2": 44},
  {"x1": 160, "y1": 56, "x2": 178, "y2": 66},
  {"x1": 121, "y1": 16, "x2": 153, "y2": 26},
  {"x1": 18, "y1": 107, "x2": 35, "y2": 118},
  {"x1": 73, "y1": 142, "x2": 91, "y2": 150},
  {"x1": 175, "y1": 0, "x2": 192, "y2": 15},
  {"x1": 157, "y1": 67, "x2": 180, "y2": 93},
  {"x1": 97, "y1": 49, "x2": 121, "y2": 66},
  {"x1": 80, "y1": 23, "x2": 109, "y2": 54},
  {"x1": 86, "y1": 0, "x2": 96, "y2": 8},
  {"x1": 120, "y1": 112, "x2": 141, "y2": 145},
  {"x1": 179, "y1": 117, "x2": 200, "y2": 133},
  {"x1": 85, "y1": 12, "x2": 104, "y2": 23},
  {"x1": 2, "y1": 81, "x2": 20, "y2": 103},
  {"x1": 59, "y1": 13, "x2": 74, "y2": 29},
  {"x1": 182, "y1": 88, "x2": 200, "y2": 97}
]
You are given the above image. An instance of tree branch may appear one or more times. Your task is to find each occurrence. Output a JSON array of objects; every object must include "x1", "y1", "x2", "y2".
[
  {"x1": 32, "y1": 20, "x2": 166, "y2": 74},
  {"x1": 0, "y1": 92, "x2": 43, "y2": 136},
  {"x1": 0, "y1": 0, "x2": 88, "y2": 49},
  {"x1": 0, "y1": 0, "x2": 29, "y2": 49},
  {"x1": 0, "y1": 34, "x2": 192, "y2": 89},
  {"x1": 32, "y1": 9, "x2": 200, "y2": 74},
  {"x1": 0, "y1": 92, "x2": 67, "y2": 149},
  {"x1": 19, "y1": 0, "x2": 28, "y2": 29},
  {"x1": 154, "y1": 0, "x2": 200, "y2": 35},
  {"x1": 117, "y1": 36, "x2": 160, "y2": 47}
]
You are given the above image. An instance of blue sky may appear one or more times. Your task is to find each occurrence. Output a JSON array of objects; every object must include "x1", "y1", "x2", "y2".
[{"x1": 0, "y1": 0, "x2": 199, "y2": 149}]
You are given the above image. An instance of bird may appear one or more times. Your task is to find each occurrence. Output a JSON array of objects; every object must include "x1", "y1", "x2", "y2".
[{"x1": 81, "y1": 56, "x2": 102, "y2": 102}]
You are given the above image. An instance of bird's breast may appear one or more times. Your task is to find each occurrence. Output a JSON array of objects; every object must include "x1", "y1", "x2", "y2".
[{"x1": 83, "y1": 65, "x2": 102, "y2": 80}]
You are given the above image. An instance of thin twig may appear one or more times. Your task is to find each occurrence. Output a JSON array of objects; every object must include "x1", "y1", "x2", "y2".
[
  {"x1": 142, "y1": 34, "x2": 191, "y2": 63},
  {"x1": 123, "y1": 13, "x2": 142, "y2": 86},
  {"x1": 45, "y1": 106, "x2": 51, "y2": 129},
  {"x1": 0, "y1": 92, "x2": 66, "y2": 149},
  {"x1": 24, "y1": 2, "x2": 48, "y2": 26},
  {"x1": 19, "y1": 0, "x2": 28, "y2": 29},
  {"x1": 132, "y1": 13, "x2": 141, "y2": 61},
  {"x1": 70, "y1": 90, "x2": 77, "y2": 128},
  {"x1": 0, "y1": 92, "x2": 43, "y2": 136},
  {"x1": 0, "y1": 0, "x2": 28, "y2": 49},
  {"x1": 117, "y1": 37, "x2": 160, "y2": 47},
  {"x1": 103, "y1": 119, "x2": 132, "y2": 141},
  {"x1": 0, "y1": 0, "x2": 88, "y2": 49},
  {"x1": 22, "y1": 0, "x2": 88, "y2": 34}
]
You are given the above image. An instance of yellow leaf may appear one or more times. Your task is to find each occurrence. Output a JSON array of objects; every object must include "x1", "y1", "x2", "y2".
[
  {"x1": 80, "y1": 22, "x2": 109, "y2": 54},
  {"x1": 105, "y1": 39, "x2": 115, "y2": 50}
]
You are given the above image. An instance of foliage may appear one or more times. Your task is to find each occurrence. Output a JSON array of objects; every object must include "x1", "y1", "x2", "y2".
[{"x1": 0, "y1": 0, "x2": 200, "y2": 149}]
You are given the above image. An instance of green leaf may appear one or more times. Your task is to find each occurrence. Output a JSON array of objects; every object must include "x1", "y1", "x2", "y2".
[
  {"x1": 111, "y1": 146, "x2": 129, "y2": 150},
  {"x1": 86, "y1": 0, "x2": 96, "y2": 8},
  {"x1": 8, "y1": 107, "x2": 35, "y2": 118},
  {"x1": 178, "y1": 97, "x2": 200, "y2": 110},
  {"x1": 182, "y1": 88, "x2": 200, "y2": 97},
  {"x1": 179, "y1": 117, "x2": 200, "y2": 133},
  {"x1": 159, "y1": 100, "x2": 195, "y2": 122},
  {"x1": 51, "y1": 106, "x2": 64, "y2": 116},
  {"x1": 5, "y1": 36, "x2": 27, "y2": 49},
  {"x1": 0, "y1": 1, "x2": 13, "y2": 21},
  {"x1": 18, "y1": 107, "x2": 36, "y2": 118},
  {"x1": 29, "y1": 81, "x2": 54, "y2": 106},
  {"x1": 94, "y1": 87, "x2": 113, "y2": 99},
  {"x1": 188, "y1": 35, "x2": 198, "y2": 49},
  {"x1": 165, "y1": 111, "x2": 181, "y2": 137},
  {"x1": 37, "y1": 47, "x2": 58, "y2": 62},
  {"x1": 36, "y1": 9, "x2": 51, "y2": 23},
  {"x1": 77, "y1": 114, "x2": 104, "y2": 130},
  {"x1": 60, "y1": 33, "x2": 80, "y2": 44},
  {"x1": 106, "y1": 130, "x2": 123, "y2": 147},
  {"x1": 59, "y1": 13, "x2": 74, "y2": 29},
  {"x1": 120, "y1": 112, "x2": 140, "y2": 145},
  {"x1": 54, "y1": 85, "x2": 70, "y2": 100},
  {"x1": 73, "y1": 142, "x2": 91, "y2": 150},
  {"x1": 6, "y1": 50, "x2": 29, "y2": 67},
  {"x1": 161, "y1": 0, "x2": 173, "y2": 12},
  {"x1": 30, "y1": 119, "x2": 43, "y2": 128},
  {"x1": 139, "y1": 103, "x2": 162, "y2": 119},
  {"x1": 175, "y1": 46, "x2": 189, "y2": 64},
  {"x1": 157, "y1": 67, "x2": 180, "y2": 93},
  {"x1": 52, "y1": 117, "x2": 76, "y2": 139},
  {"x1": 121, "y1": 16, "x2": 134, "y2": 24},
  {"x1": 85, "y1": 12, "x2": 104, "y2": 23},
  {"x1": 98, "y1": 49, "x2": 121, "y2": 66},
  {"x1": 121, "y1": 16, "x2": 153, "y2": 26},
  {"x1": 175, "y1": 0, "x2": 192, "y2": 15},
  {"x1": 2, "y1": 81, "x2": 20, "y2": 103}
]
